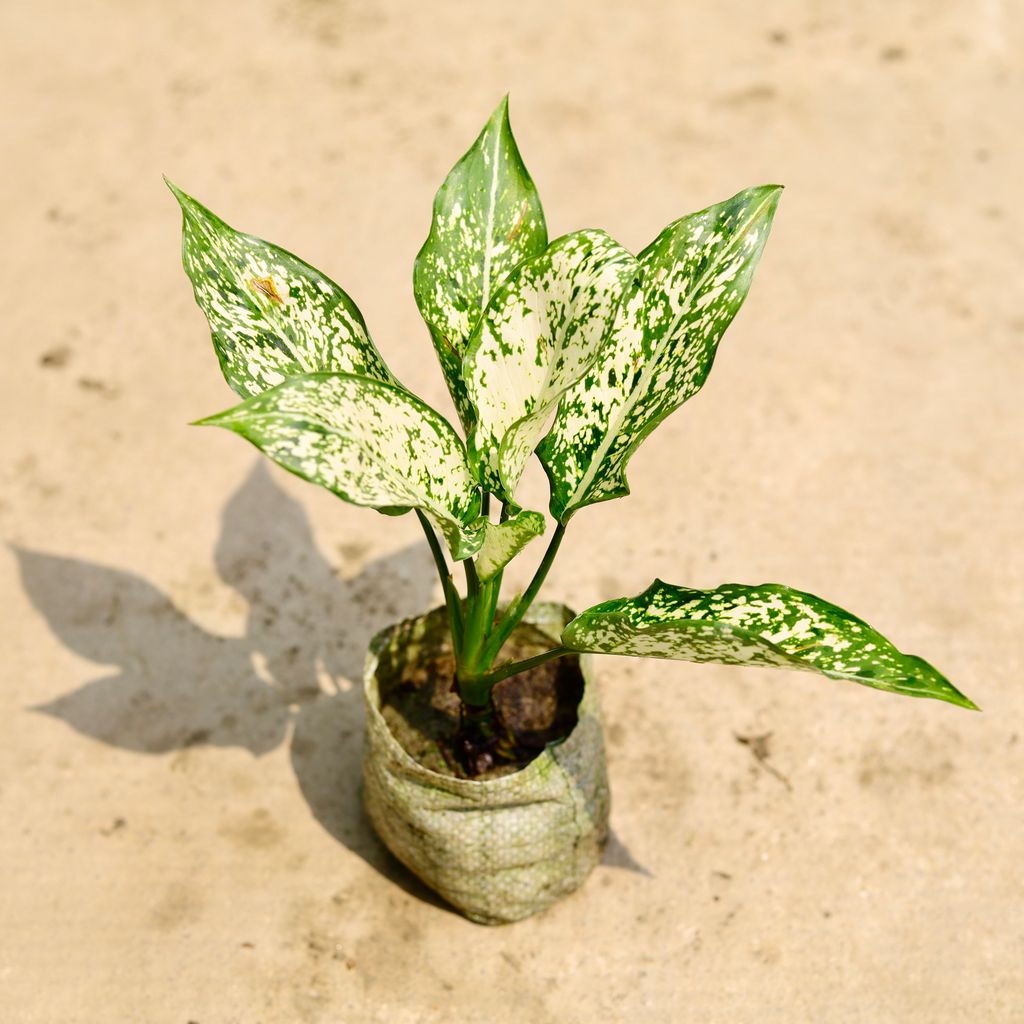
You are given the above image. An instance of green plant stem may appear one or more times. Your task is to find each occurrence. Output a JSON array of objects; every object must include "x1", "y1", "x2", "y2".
[
  {"x1": 485, "y1": 498, "x2": 508, "y2": 624},
  {"x1": 463, "y1": 553, "x2": 481, "y2": 598},
  {"x1": 458, "y1": 528, "x2": 487, "y2": 679},
  {"x1": 456, "y1": 491, "x2": 501, "y2": 690},
  {"x1": 415, "y1": 510, "x2": 463, "y2": 654},
  {"x1": 459, "y1": 588, "x2": 486, "y2": 668},
  {"x1": 479, "y1": 522, "x2": 566, "y2": 668},
  {"x1": 484, "y1": 569, "x2": 502, "y2": 632},
  {"x1": 457, "y1": 572, "x2": 498, "y2": 685},
  {"x1": 474, "y1": 646, "x2": 571, "y2": 688}
]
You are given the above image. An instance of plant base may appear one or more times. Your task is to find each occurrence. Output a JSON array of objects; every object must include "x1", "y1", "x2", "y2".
[{"x1": 361, "y1": 602, "x2": 610, "y2": 925}]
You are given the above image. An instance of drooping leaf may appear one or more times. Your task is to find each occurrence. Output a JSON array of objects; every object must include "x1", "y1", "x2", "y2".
[
  {"x1": 562, "y1": 580, "x2": 975, "y2": 709},
  {"x1": 196, "y1": 373, "x2": 485, "y2": 558},
  {"x1": 538, "y1": 185, "x2": 782, "y2": 522},
  {"x1": 464, "y1": 229, "x2": 638, "y2": 502},
  {"x1": 413, "y1": 97, "x2": 548, "y2": 431},
  {"x1": 473, "y1": 510, "x2": 547, "y2": 582},
  {"x1": 168, "y1": 180, "x2": 394, "y2": 398}
]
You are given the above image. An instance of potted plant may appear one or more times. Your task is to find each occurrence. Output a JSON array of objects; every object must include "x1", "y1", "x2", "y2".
[{"x1": 169, "y1": 97, "x2": 975, "y2": 925}]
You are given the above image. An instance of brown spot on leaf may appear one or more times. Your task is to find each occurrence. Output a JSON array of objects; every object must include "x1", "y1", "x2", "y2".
[
  {"x1": 506, "y1": 199, "x2": 530, "y2": 241},
  {"x1": 249, "y1": 275, "x2": 286, "y2": 304}
]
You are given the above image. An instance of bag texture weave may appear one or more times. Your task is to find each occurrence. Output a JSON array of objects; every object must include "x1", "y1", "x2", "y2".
[{"x1": 362, "y1": 602, "x2": 610, "y2": 924}]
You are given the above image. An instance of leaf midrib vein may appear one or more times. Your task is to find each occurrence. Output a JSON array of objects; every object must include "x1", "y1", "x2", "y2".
[{"x1": 479, "y1": 122, "x2": 503, "y2": 316}]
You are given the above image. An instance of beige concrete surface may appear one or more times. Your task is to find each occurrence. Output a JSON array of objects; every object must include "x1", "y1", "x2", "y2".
[{"x1": 2, "y1": 1, "x2": 1022, "y2": 1021}]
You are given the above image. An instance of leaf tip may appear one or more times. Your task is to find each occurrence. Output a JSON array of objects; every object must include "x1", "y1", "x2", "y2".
[
  {"x1": 164, "y1": 175, "x2": 190, "y2": 207},
  {"x1": 949, "y1": 689, "x2": 981, "y2": 712},
  {"x1": 164, "y1": 178, "x2": 214, "y2": 229},
  {"x1": 907, "y1": 655, "x2": 978, "y2": 711},
  {"x1": 753, "y1": 182, "x2": 785, "y2": 210},
  {"x1": 190, "y1": 411, "x2": 229, "y2": 428}
]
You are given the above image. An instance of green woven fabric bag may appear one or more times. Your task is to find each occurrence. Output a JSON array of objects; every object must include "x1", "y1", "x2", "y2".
[{"x1": 361, "y1": 602, "x2": 610, "y2": 924}]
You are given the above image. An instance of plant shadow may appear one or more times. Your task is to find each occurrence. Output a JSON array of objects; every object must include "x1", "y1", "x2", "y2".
[{"x1": 16, "y1": 463, "x2": 647, "y2": 908}]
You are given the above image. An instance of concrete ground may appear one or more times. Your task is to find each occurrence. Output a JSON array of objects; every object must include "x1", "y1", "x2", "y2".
[{"x1": 3, "y1": 1, "x2": 1022, "y2": 1021}]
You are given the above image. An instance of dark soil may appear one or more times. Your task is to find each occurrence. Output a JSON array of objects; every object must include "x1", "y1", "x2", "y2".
[{"x1": 376, "y1": 614, "x2": 584, "y2": 780}]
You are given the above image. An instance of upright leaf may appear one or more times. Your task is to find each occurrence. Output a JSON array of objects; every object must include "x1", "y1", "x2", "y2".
[
  {"x1": 464, "y1": 230, "x2": 638, "y2": 502},
  {"x1": 196, "y1": 373, "x2": 484, "y2": 559},
  {"x1": 563, "y1": 580, "x2": 976, "y2": 709},
  {"x1": 413, "y1": 97, "x2": 548, "y2": 429},
  {"x1": 473, "y1": 510, "x2": 547, "y2": 582},
  {"x1": 538, "y1": 185, "x2": 782, "y2": 521},
  {"x1": 169, "y1": 181, "x2": 394, "y2": 398}
]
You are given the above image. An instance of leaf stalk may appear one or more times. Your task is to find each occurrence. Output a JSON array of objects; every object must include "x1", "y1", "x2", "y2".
[{"x1": 415, "y1": 511, "x2": 464, "y2": 654}]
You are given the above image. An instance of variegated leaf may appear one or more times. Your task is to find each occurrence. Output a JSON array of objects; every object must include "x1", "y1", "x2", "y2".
[
  {"x1": 539, "y1": 185, "x2": 782, "y2": 522},
  {"x1": 563, "y1": 580, "x2": 975, "y2": 709},
  {"x1": 413, "y1": 97, "x2": 548, "y2": 430},
  {"x1": 169, "y1": 180, "x2": 394, "y2": 398},
  {"x1": 473, "y1": 509, "x2": 546, "y2": 582},
  {"x1": 464, "y1": 230, "x2": 638, "y2": 501},
  {"x1": 196, "y1": 373, "x2": 484, "y2": 559}
]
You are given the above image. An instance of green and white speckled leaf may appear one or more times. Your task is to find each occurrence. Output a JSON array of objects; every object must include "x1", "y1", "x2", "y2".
[
  {"x1": 169, "y1": 180, "x2": 394, "y2": 398},
  {"x1": 196, "y1": 373, "x2": 484, "y2": 559},
  {"x1": 414, "y1": 97, "x2": 547, "y2": 430},
  {"x1": 473, "y1": 510, "x2": 546, "y2": 582},
  {"x1": 464, "y1": 230, "x2": 638, "y2": 502},
  {"x1": 563, "y1": 581, "x2": 975, "y2": 709},
  {"x1": 538, "y1": 186, "x2": 782, "y2": 522}
]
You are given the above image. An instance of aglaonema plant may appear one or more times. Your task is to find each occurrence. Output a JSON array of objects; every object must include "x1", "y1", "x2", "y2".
[{"x1": 170, "y1": 97, "x2": 975, "y2": 776}]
